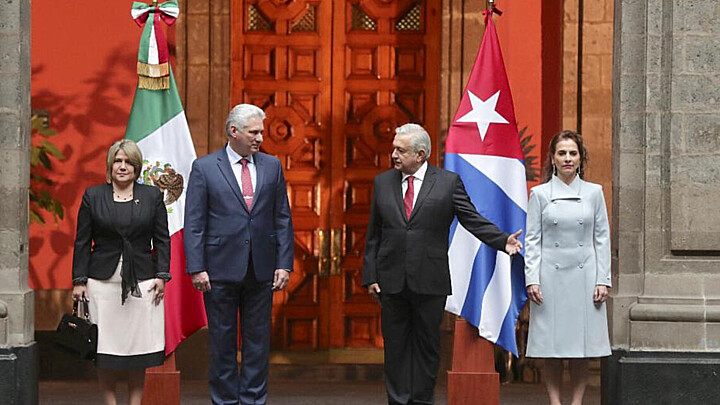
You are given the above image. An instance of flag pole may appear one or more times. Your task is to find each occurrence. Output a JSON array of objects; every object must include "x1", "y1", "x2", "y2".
[
  {"x1": 129, "y1": 1, "x2": 204, "y2": 404},
  {"x1": 447, "y1": 319, "x2": 500, "y2": 405},
  {"x1": 447, "y1": 7, "x2": 502, "y2": 404},
  {"x1": 446, "y1": 3, "x2": 515, "y2": 404}
]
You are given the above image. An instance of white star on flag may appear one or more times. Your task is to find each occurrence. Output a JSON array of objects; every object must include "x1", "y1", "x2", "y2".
[{"x1": 456, "y1": 90, "x2": 509, "y2": 141}]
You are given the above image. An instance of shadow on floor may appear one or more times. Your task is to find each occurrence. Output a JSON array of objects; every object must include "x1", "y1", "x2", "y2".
[{"x1": 40, "y1": 380, "x2": 601, "y2": 404}]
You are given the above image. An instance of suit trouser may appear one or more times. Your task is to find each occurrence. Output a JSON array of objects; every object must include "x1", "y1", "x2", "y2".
[
  {"x1": 381, "y1": 288, "x2": 447, "y2": 405},
  {"x1": 204, "y1": 265, "x2": 273, "y2": 405}
]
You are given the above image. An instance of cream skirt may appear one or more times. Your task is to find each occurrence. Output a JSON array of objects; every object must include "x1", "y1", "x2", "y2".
[{"x1": 87, "y1": 256, "x2": 165, "y2": 369}]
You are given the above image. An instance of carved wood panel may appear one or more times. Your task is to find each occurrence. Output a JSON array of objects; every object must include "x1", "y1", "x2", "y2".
[{"x1": 232, "y1": 0, "x2": 440, "y2": 350}]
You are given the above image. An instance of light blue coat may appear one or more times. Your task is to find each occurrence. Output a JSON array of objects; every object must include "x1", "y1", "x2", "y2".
[{"x1": 524, "y1": 175, "x2": 611, "y2": 358}]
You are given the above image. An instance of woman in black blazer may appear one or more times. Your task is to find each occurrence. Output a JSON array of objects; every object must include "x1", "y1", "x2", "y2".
[{"x1": 71, "y1": 139, "x2": 170, "y2": 405}]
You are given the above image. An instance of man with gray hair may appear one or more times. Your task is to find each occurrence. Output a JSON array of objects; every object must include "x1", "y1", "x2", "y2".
[
  {"x1": 185, "y1": 104, "x2": 294, "y2": 405},
  {"x1": 363, "y1": 123, "x2": 522, "y2": 404}
]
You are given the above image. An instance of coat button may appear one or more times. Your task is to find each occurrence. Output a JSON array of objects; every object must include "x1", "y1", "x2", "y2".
[
  {"x1": 554, "y1": 242, "x2": 560, "y2": 247},
  {"x1": 578, "y1": 241, "x2": 584, "y2": 246},
  {"x1": 578, "y1": 219, "x2": 583, "y2": 224},
  {"x1": 553, "y1": 219, "x2": 558, "y2": 225},
  {"x1": 579, "y1": 263, "x2": 584, "y2": 269},
  {"x1": 554, "y1": 264, "x2": 559, "y2": 269},
  {"x1": 245, "y1": 240, "x2": 249, "y2": 244}
]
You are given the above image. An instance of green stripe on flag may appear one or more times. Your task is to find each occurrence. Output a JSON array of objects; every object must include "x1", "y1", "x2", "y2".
[{"x1": 124, "y1": 70, "x2": 184, "y2": 142}]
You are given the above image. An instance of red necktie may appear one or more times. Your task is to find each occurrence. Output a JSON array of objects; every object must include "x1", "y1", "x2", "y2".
[
  {"x1": 404, "y1": 175, "x2": 414, "y2": 219},
  {"x1": 240, "y1": 158, "x2": 254, "y2": 209}
]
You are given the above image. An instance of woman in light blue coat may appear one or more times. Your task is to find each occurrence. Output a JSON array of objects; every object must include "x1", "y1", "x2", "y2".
[{"x1": 525, "y1": 131, "x2": 611, "y2": 405}]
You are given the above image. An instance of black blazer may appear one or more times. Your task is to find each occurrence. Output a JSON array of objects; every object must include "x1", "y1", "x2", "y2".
[
  {"x1": 362, "y1": 164, "x2": 509, "y2": 295},
  {"x1": 72, "y1": 183, "x2": 171, "y2": 284}
]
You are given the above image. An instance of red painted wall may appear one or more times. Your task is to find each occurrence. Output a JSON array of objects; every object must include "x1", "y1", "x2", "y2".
[
  {"x1": 30, "y1": 1, "x2": 139, "y2": 289},
  {"x1": 494, "y1": 0, "x2": 563, "y2": 189}
]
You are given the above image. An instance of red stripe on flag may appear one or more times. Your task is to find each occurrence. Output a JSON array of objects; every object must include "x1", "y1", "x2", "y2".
[
  {"x1": 153, "y1": 12, "x2": 169, "y2": 64},
  {"x1": 445, "y1": 16, "x2": 524, "y2": 159},
  {"x1": 164, "y1": 230, "x2": 206, "y2": 355}
]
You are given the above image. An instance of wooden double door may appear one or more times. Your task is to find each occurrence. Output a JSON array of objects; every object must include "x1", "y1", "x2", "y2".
[{"x1": 231, "y1": 0, "x2": 440, "y2": 352}]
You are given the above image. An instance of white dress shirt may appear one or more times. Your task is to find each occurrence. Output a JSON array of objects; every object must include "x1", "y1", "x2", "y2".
[
  {"x1": 226, "y1": 144, "x2": 257, "y2": 196},
  {"x1": 401, "y1": 161, "x2": 428, "y2": 209}
]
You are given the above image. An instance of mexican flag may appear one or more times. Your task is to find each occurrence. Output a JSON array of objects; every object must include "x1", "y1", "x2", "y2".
[{"x1": 125, "y1": 1, "x2": 206, "y2": 355}]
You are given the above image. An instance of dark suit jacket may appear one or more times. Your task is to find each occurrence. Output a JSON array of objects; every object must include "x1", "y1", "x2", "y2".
[
  {"x1": 183, "y1": 147, "x2": 293, "y2": 283},
  {"x1": 362, "y1": 164, "x2": 509, "y2": 295},
  {"x1": 72, "y1": 183, "x2": 171, "y2": 284}
]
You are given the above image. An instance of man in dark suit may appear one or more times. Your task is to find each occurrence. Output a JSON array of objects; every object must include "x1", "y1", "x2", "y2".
[
  {"x1": 184, "y1": 104, "x2": 294, "y2": 405},
  {"x1": 363, "y1": 123, "x2": 522, "y2": 405}
]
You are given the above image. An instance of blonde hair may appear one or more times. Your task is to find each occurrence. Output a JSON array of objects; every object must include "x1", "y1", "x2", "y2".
[{"x1": 105, "y1": 139, "x2": 143, "y2": 183}]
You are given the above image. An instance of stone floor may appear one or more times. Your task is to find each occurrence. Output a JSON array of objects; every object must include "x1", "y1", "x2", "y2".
[{"x1": 39, "y1": 380, "x2": 601, "y2": 404}]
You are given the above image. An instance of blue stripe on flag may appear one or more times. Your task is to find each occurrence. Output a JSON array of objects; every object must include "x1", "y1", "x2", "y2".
[
  {"x1": 460, "y1": 243, "x2": 498, "y2": 324},
  {"x1": 494, "y1": 256, "x2": 528, "y2": 354}
]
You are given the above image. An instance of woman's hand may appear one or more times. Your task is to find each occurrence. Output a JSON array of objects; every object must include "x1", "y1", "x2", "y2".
[
  {"x1": 593, "y1": 285, "x2": 609, "y2": 304},
  {"x1": 149, "y1": 279, "x2": 166, "y2": 306},
  {"x1": 526, "y1": 284, "x2": 543, "y2": 305},
  {"x1": 72, "y1": 284, "x2": 89, "y2": 302}
]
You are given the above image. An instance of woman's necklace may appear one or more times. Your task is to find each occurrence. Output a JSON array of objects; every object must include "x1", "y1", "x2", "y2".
[{"x1": 113, "y1": 188, "x2": 133, "y2": 201}]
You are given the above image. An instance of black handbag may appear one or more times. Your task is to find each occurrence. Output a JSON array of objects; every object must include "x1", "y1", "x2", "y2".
[{"x1": 55, "y1": 300, "x2": 98, "y2": 360}]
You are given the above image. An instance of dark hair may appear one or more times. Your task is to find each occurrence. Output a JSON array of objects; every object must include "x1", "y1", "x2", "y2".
[{"x1": 542, "y1": 130, "x2": 588, "y2": 183}]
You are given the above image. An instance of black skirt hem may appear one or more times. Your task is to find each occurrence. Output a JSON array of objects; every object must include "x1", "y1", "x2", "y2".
[{"x1": 96, "y1": 350, "x2": 165, "y2": 370}]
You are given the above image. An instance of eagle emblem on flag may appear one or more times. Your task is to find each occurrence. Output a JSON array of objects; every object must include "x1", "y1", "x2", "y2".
[{"x1": 141, "y1": 160, "x2": 184, "y2": 206}]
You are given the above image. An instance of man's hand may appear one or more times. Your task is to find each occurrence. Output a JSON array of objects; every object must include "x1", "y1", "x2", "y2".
[
  {"x1": 368, "y1": 283, "x2": 381, "y2": 303},
  {"x1": 593, "y1": 285, "x2": 609, "y2": 304},
  {"x1": 72, "y1": 284, "x2": 89, "y2": 302},
  {"x1": 273, "y1": 269, "x2": 291, "y2": 291},
  {"x1": 191, "y1": 271, "x2": 211, "y2": 293},
  {"x1": 526, "y1": 284, "x2": 543, "y2": 305},
  {"x1": 505, "y1": 229, "x2": 523, "y2": 255}
]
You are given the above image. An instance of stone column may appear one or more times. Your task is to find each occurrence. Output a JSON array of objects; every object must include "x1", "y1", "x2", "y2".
[
  {"x1": 0, "y1": 0, "x2": 37, "y2": 404},
  {"x1": 606, "y1": 0, "x2": 720, "y2": 403}
]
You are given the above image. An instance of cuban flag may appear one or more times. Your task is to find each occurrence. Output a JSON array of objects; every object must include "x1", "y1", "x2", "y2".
[{"x1": 444, "y1": 12, "x2": 528, "y2": 356}]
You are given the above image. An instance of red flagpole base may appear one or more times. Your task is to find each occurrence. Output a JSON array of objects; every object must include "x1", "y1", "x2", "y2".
[
  {"x1": 142, "y1": 353, "x2": 180, "y2": 405},
  {"x1": 447, "y1": 319, "x2": 500, "y2": 405}
]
